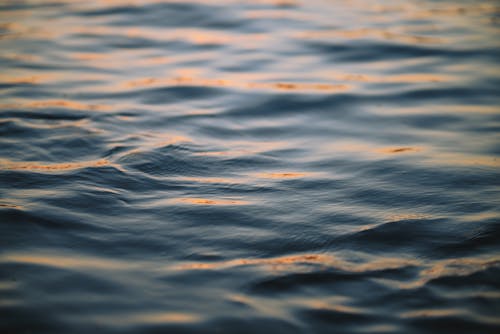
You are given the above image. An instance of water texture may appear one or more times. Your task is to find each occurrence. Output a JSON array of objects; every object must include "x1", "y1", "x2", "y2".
[{"x1": 1, "y1": 0, "x2": 499, "y2": 333}]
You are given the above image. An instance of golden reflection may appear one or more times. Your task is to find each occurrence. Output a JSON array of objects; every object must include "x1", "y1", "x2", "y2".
[
  {"x1": 323, "y1": 72, "x2": 457, "y2": 84},
  {"x1": 244, "y1": 9, "x2": 312, "y2": 20},
  {"x1": 433, "y1": 105, "x2": 500, "y2": 114},
  {"x1": 298, "y1": 297, "x2": 363, "y2": 314},
  {"x1": 0, "y1": 72, "x2": 64, "y2": 85},
  {"x1": 70, "y1": 52, "x2": 110, "y2": 61},
  {"x1": 386, "y1": 74, "x2": 454, "y2": 83},
  {"x1": 0, "y1": 203, "x2": 22, "y2": 209},
  {"x1": 0, "y1": 253, "x2": 136, "y2": 270},
  {"x1": 0, "y1": 159, "x2": 115, "y2": 172},
  {"x1": 26, "y1": 100, "x2": 112, "y2": 111},
  {"x1": 421, "y1": 257, "x2": 500, "y2": 279},
  {"x1": 174, "y1": 253, "x2": 419, "y2": 273},
  {"x1": 70, "y1": 25, "x2": 266, "y2": 47},
  {"x1": 369, "y1": 104, "x2": 500, "y2": 116},
  {"x1": 0, "y1": 76, "x2": 38, "y2": 85},
  {"x1": 256, "y1": 172, "x2": 309, "y2": 179},
  {"x1": 402, "y1": 308, "x2": 500, "y2": 325},
  {"x1": 378, "y1": 256, "x2": 500, "y2": 290},
  {"x1": 125, "y1": 27, "x2": 235, "y2": 45},
  {"x1": 138, "y1": 56, "x2": 172, "y2": 66},
  {"x1": 1, "y1": 53, "x2": 41, "y2": 62},
  {"x1": 129, "y1": 312, "x2": 202, "y2": 324},
  {"x1": 3, "y1": 118, "x2": 91, "y2": 131},
  {"x1": 149, "y1": 134, "x2": 192, "y2": 148},
  {"x1": 171, "y1": 197, "x2": 249, "y2": 206},
  {"x1": 68, "y1": 50, "x2": 175, "y2": 69},
  {"x1": 384, "y1": 213, "x2": 433, "y2": 222},
  {"x1": 54, "y1": 0, "x2": 298, "y2": 8},
  {"x1": 356, "y1": 212, "x2": 435, "y2": 234},
  {"x1": 295, "y1": 28, "x2": 443, "y2": 44},
  {"x1": 401, "y1": 309, "x2": 465, "y2": 318},
  {"x1": 322, "y1": 140, "x2": 423, "y2": 157},
  {"x1": 322, "y1": 140, "x2": 499, "y2": 168},
  {"x1": 426, "y1": 152, "x2": 500, "y2": 168},
  {"x1": 406, "y1": 4, "x2": 500, "y2": 20},
  {"x1": 0, "y1": 70, "x2": 111, "y2": 86},
  {"x1": 459, "y1": 211, "x2": 499, "y2": 222},
  {"x1": 0, "y1": 21, "x2": 54, "y2": 40},
  {"x1": 377, "y1": 147, "x2": 422, "y2": 154},
  {"x1": 0, "y1": 100, "x2": 112, "y2": 112},
  {"x1": 124, "y1": 75, "x2": 349, "y2": 93}
]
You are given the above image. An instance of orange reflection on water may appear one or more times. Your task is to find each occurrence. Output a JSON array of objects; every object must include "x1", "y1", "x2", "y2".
[
  {"x1": 0, "y1": 203, "x2": 22, "y2": 209},
  {"x1": 385, "y1": 73, "x2": 456, "y2": 83},
  {"x1": 129, "y1": 312, "x2": 203, "y2": 324},
  {"x1": 401, "y1": 308, "x2": 466, "y2": 319},
  {"x1": 27, "y1": 100, "x2": 112, "y2": 111},
  {"x1": 244, "y1": 8, "x2": 312, "y2": 20},
  {"x1": 421, "y1": 257, "x2": 500, "y2": 279},
  {"x1": 0, "y1": 99, "x2": 113, "y2": 112},
  {"x1": 428, "y1": 152, "x2": 500, "y2": 168},
  {"x1": 0, "y1": 159, "x2": 114, "y2": 172},
  {"x1": 300, "y1": 299, "x2": 365, "y2": 315},
  {"x1": 0, "y1": 72, "x2": 68, "y2": 85},
  {"x1": 406, "y1": 4, "x2": 500, "y2": 20},
  {"x1": 175, "y1": 254, "x2": 329, "y2": 271},
  {"x1": 0, "y1": 76, "x2": 38, "y2": 85},
  {"x1": 1, "y1": 53, "x2": 41, "y2": 62},
  {"x1": 125, "y1": 27, "x2": 235, "y2": 45},
  {"x1": 256, "y1": 172, "x2": 309, "y2": 179},
  {"x1": 384, "y1": 213, "x2": 433, "y2": 222},
  {"x1": 70, "y1": 52, "x2": 110, "y2": 61},
  {"x1": 296, "y1": 28, "x2": 443, "y2": 44},
  {"x1": 0, "y1": 21, "x2": 54, "y2": 40},
  {"x1": 381, "y1": 256, "x2": 500, "y2": 290},
  {"x1": 377, "y1": 147, "x2": 422, "y2": 154},
  {"x1": 0, "y1": 253, "x2": 135, "y2": 270},
  {"x1": 67, "y1": 49, "x2": 175, "y2": 69},
  {"x1": 70, "y1": 25, "x2": 266, "y2": 48},
  {"x1": 171, "y1": 197, "x2": 249, "y2": 206},
  {"x1": 319, "y1": 72, "x2": 458, "y2": 85},
  {"x1": 401, "y1": 306, "x2": 500, "y2": 326},
  {"x1": 175, "y1": 253, "x2": 418, "y2": 273},
  {"x1": 138, "y1": 133, "x2": 192, "y2": 148},
  {"x1": 124, "y1": 75, "x2": 349, "y2": 94}
]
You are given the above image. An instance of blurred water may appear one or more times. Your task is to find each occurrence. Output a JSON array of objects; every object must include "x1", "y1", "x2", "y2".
[{"x1": 1, "y1": 0, "x2": 500, "y2": 333}]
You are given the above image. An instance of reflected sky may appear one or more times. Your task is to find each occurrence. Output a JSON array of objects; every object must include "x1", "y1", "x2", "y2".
[{"x1": 1, "y1": 0, "x2": 499, "y2": 333}]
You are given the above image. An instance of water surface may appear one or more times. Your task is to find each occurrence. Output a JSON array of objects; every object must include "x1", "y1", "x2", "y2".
[{"x1": 1, "y1": 0, "x2": 500, "y2": 333}]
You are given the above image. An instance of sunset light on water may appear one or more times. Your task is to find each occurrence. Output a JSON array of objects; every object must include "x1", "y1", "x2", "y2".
[{"x1": 1, "y1": 1, "x2": 499, "y2": 333}]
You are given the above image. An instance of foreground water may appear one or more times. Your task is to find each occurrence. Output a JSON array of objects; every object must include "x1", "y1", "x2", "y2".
[{"x1": 1, "y1": 0, "x2": 499, "y2": 333}]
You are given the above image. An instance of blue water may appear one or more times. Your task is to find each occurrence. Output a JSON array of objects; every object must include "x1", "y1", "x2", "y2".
[{"x1": 1, "y1": 0, "x2": 500, "y2": 333}]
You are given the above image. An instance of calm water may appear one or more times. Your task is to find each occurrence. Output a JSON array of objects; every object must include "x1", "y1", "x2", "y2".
[{"x1": 1, "y1": 0, "x2": 500, "y2": 333}]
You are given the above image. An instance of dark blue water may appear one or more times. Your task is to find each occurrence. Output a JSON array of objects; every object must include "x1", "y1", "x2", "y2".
[{"x1": 1, "y1": 0, "x2": 500, "y2": 333}]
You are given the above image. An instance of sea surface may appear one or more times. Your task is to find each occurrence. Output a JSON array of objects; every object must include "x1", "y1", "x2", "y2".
[{"x1": 1, "y1": 0, "x2": 499, "y2": 333}]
